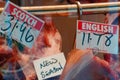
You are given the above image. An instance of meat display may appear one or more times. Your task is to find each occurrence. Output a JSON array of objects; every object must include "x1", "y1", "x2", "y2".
[
  {"x1": 0, "y1": 1, "x2": 120, "y2": 80},
  {"x1": 0, "y1": 16, "x2": 62, "y2": 80},
  {"x1": 0, "y1": 1, "x2": 5, "y2": 7},
  {"x1": 60, "y1": 49, "x2": 118, "y2": 80}
]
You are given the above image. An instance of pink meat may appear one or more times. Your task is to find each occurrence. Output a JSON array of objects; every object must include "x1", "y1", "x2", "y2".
[
  {"x1": 20, "y1": 17, "x2": 62, "y2": 80},
  {"x1": 0, "y1": 17, "x2": 62, "y2": 80}
]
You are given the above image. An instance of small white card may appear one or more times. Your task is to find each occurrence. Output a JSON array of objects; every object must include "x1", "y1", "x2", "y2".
[
  {"x1": 0, "y1": 1, "x2": 44, "y2": 48},
  {"x1": 33, "y1": 53, "x2": 66, "y2": 80},
  {"x1": 76, "y1": 20, "x2": 119, "y2": 54}
]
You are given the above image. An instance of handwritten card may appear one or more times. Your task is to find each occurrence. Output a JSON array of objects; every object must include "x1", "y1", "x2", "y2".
[
  {"x1": 0, "y1": 1, "x2": 44, "y2": 48},
  {"x1": 33, "y1": 53, "x2": 66, "y2": 80},
  {"x1": 76, "y1": 20, "x2": 119, "y2": 54}
]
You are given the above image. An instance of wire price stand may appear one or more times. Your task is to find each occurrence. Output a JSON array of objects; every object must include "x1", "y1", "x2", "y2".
[{"x1": 0, "y1": 2, "x2": 120, "y2": 16}]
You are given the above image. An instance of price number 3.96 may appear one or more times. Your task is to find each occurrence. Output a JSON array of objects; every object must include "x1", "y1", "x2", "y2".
[{"x1": 0, "y1": 15, "x2": 36, "y2": 47}]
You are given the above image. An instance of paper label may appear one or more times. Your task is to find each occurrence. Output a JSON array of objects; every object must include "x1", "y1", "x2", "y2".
[
  {"x1": 33, "y1": 53, "x2": 66, "y2": 80},
  {"x1": 0, "y1": 1, "x2": 44, "y2": 48},
  {"x1": 76, "y1": 20, "x2": 119, "y2": 54}
]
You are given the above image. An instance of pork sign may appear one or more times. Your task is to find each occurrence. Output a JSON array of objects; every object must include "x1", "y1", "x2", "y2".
[
  {"x1": 0, "y1": 1, "x2": 44, "y2": 48},
  {"x1": 76, "y1": 20, "x2": 119, "y2": 54}
]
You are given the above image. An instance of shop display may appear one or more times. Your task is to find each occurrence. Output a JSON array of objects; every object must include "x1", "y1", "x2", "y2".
[
  {"x1": 0, "y1": 2, "x2": 62, "y2": 79},
  {"x1": 0, "y1": 0, "x2": 120, "y2": 80},
  {"x1": 0, "y1": 17, "x2": 62, "y2": 80}
]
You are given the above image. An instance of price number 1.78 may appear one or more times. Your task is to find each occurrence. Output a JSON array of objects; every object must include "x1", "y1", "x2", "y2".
[{"x1": 81, "y1": 32, "x2": 113, "y2": 47}]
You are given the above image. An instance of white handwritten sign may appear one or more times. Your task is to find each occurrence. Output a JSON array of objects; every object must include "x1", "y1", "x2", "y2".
[
  {"x1": 0, "y1": 1, "x2": 44, "y2": 48},
  {"x1": 33, "y1": 53, "x2": 66, "y2": 80},
  {"x1": 76, "y1": 20, "x2": 119, "y2": 54}
]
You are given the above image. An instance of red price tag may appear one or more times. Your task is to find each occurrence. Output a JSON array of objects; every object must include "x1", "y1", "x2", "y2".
[
  {"x1": 76, "y1": 20, "x2": 119, "y2": 54},
  {"x1": 0, "y1": 1, "x2": 44, "y2": 48}
]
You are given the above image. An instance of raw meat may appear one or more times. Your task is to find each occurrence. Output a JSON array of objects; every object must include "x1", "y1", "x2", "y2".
[
  {"x1": 0, "y1": 16, "x2": 62, "y2": 80},
  {"x1": 20, "y1": 17, "x2": 62, "y2": 80},
  {"x1": 0, "y1": 1, "x2": 5, "y2": 7}
]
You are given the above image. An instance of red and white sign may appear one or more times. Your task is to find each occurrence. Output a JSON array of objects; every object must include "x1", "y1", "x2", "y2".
[
  {"x1": 0, "y1": 1, "x2": 44, "y2": 48},
  {"x1": 4, "y1": 2, "x2": 44, "y2": 31},
  {"x1": 76, "y1": 20, "x2": 119, "y2": 54},
  {"x1": 77, "y1": 20, "x2": 117, "y2": 34}
]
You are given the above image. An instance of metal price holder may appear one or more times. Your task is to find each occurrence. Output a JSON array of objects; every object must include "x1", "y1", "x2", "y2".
[
  {"x1": 0, "y1": 1, "x2": 119, "y2": 62},
  {"x1": 0, "y1": 2, "x2": 119, "y2": 16},
  {"x1": 0, "y1": 2, "x2": 118, "y2": 54},
  {"x1": 0, "y1": 0, "x2": 118, "y2": 65}
]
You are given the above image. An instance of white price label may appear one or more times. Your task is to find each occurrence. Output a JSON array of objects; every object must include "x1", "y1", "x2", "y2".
[
  {"x1": 76, "y1": 20, "x2": 119, "y2": 54},
  {"x1": 33, "y1": 53, "x2": 66, "y2": 80},
  {"x1": 0, "y1": 1, "x2": 44, "y2": 48}
]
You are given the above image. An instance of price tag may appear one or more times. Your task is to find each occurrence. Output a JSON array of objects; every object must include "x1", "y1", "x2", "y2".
[
  {"x1": 0, "y1": 1, "x2": 44, "y2": 48},
  {"x1": 33, "y1": 53, "x2": 66, "y2": 80},
  {"x1": 76, "y1": 20, "x2": 119, "y2": 54}
]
